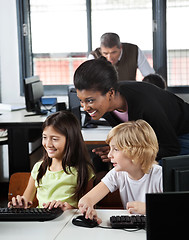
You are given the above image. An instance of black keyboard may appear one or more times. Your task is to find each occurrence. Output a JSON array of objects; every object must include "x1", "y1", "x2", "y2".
[
  {"x1": 0, "y1": 207, "x2": 63, "y2": 221},
  {"x1": 110, "y1": 215, "x2": 146, "y2": 229}
]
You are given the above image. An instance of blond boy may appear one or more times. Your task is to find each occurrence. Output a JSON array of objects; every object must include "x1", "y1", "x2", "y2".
[{"x1": 78, "y1": 120, "x2": 162, "y2": 223}]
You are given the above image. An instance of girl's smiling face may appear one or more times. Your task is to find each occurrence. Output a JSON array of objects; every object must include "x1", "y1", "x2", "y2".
[
  {"x1": 76, "y1": 89, "x2": 113, "y2": 120},
  {"x1": 42, "y1": 126, "x2": 66, "y2": 161}
]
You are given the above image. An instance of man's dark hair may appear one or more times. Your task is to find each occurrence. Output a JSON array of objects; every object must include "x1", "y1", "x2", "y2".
[{"x1": 100, "y1": 32, "x2": 121, "y2": 49}]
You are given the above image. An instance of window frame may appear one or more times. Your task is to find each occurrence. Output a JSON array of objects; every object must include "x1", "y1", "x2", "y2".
[{"x1": 17, "y1": 0, "x2": 33, "y2": 96}]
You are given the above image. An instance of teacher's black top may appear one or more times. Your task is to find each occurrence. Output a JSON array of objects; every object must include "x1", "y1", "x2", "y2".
[{"x1": 103, "y1": 81, "x2": 189, "y2": 160}]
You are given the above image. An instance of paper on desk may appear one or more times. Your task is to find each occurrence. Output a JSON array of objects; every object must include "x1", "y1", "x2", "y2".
[
  {"x1": 0, "y1": 103, "x2": 25, "y2": 111},
  {"x1": 0, "y1": 104, "x2": 12, "y2": 111}
]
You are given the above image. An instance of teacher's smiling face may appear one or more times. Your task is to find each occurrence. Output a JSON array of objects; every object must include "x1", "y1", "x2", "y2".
[{"x1": 76, "y1": 89, "x2": 113, "y2": 120}]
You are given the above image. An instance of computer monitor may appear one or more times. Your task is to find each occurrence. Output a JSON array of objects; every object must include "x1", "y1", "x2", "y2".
[
  {"x1": 24, "y1": 76, "x2": 47, "y2": 116},
  {"x1": 146, "y1": 192, "x2": 189, "y2": 239},
  {"x1": 68, "y1": 86, "x2": 82, "y2": 124},
  {"x1": 162, "y1": 154, "x2": 189, "y2": 192}
]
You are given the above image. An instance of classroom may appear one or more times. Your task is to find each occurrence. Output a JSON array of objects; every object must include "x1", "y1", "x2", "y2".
[{"x1": 0, "y1": 0, "x2": 189, "y2": 239}]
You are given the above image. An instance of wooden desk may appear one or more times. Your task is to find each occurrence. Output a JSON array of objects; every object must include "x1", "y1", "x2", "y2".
[
  {"x1": 0, "y1": 110, "x2": 111, "y2": 176},
  {"x1": 0, "y1": 110, "x2": 46, "y2": 176},
  {"x1": 0, "y1": 209, "x2": 146, "y2": 240}
]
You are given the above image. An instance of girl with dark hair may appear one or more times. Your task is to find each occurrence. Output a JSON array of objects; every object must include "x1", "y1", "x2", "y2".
[{"x1": 8, "y1": 111, "x2": 94, "y2": 210}]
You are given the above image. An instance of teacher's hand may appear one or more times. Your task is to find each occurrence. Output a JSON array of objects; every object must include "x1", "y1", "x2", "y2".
[{"x1": 92, "y1": 146, "x2": 110, "y2": 162}]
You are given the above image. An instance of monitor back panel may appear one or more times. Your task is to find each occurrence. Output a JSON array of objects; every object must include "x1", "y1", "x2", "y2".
[
  {"x1": 162, "y1": 154, "x2": 189, "y2": 191},
  {"x1": 146, "y1": 192, "x2": 189, "y2": 239}
]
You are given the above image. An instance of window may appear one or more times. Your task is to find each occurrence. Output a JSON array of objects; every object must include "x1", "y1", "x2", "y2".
[
  {"x1": 91, "y1": 0, "x2": 153, "y2": 81},
  {"x1": 167, "y1": 0, "x2": 189, "y2": 87},
  {"x1": 30, "y1": 0, "x2": 88, "y2": 92}
]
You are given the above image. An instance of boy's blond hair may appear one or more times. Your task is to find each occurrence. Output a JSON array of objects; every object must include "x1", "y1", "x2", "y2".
[{"x1": 106, "y1": 120, "x2": 159, "y2": 173}]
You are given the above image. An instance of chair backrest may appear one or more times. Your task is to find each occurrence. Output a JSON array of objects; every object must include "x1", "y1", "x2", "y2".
[{"x1": 8, "y1": 172, "x2": 38, "y2": 208}]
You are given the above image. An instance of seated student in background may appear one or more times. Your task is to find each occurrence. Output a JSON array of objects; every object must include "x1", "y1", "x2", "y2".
[
  {"x1": 78, "y1": 120, "x2": 162, "y2": 223},
  {"x1": 88, "y1": 32, "x2": 155, "y2": 81},
  {"x1": 8, "y1": 111, "x2": 94, "y2": 210},
  {"x1": 143, "y1": 73, "x2": 167, "y2": 89}
]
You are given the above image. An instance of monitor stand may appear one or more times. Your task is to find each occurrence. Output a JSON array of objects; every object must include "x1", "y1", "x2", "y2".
[{"x1": 24, "y1": 109, "x2": 48, "y2": 117}]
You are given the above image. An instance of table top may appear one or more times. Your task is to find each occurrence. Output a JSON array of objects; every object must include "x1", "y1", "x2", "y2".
[
  {"x1": 0, "y1": 209, "x2": 146, "y2": 240},
  {"x1": 0, "y1": 109, "x2": 46, "y2": 126},
  {"x1": 0, "y1": 109, "x2": 112, "y2": 143},
  {"x1": 0, "y1": 209, "x2": 77, "y2": 240},
  {"x1": 56, "y1": 209, "x2": 146, "y2": 240}
]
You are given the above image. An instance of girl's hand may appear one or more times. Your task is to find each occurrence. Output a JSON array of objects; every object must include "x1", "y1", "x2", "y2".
[
  {"x1": 126, "y1": 201, "x2": 146, "y2": 215},
  {"x1": 8, "y1": 195, "x2": 32, "y2": 209},
  {"x1": 43, "y1": 200, "x2": 74, "y2": 211}
]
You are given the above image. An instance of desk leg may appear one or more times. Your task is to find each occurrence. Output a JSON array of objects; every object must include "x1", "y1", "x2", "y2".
[{"x1": 8, "y1": 128, "x2": 30, "y2": 176}]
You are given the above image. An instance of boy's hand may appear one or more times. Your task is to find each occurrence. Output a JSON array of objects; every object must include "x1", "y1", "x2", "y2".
[
  {"x1": 78, "y1": 198, "x2": 102, "y2": 224},
  {"x1": 84, "y1": 207, "x2": 102, "y2": 224},
  {"x1": 126, "y1": 201, "x2": 146, "y2": 215},
  {"x1": 8, "y1": 195, "x2": 32, "y2": 209},
  {"x1": 43, "y1": 200, "x2": 74, "y2": 211},
  {"x1": 92, "y1": 146, "x2": 110, "y2": 162}
]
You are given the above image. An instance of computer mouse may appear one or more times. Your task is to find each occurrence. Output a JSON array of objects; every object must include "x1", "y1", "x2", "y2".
[
  {"x1": 83, "y1": 123, "x2": 98, "y2": 128},
  {"x1": 72, "y1": 215, "x2": 99, "y2": 228}
]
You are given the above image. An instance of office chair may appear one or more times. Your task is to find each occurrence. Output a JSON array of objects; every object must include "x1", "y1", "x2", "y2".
[
  {"x1": 8, "y1": 172, "x2": 38, "y2": 207},
  {"x1": 0, "y1": 129, "x2": 8, "y2": 151}
]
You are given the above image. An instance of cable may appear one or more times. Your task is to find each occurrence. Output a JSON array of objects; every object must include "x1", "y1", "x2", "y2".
[{"x1": 97, "y1": 225, "x2": 145, "y2": 232}]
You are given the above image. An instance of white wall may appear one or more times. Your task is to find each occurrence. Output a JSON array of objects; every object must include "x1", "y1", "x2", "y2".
[
  {"x1": 0, "y1": 0, "x2": 24, "y2": 181},
  {"x1": 0, "y1": 0, "x2": 24, "y2": 104}
]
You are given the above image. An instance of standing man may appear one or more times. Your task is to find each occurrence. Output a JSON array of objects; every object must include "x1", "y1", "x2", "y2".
[{"x1": 88, "y1": 32, "x2": 155, "y2": 81}]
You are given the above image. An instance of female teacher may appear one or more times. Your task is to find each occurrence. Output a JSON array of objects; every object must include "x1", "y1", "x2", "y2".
[{"x1": 74, "y1": 57, "x2": 189, "y2": 162}]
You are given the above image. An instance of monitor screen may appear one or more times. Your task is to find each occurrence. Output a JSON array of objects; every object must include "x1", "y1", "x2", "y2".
[
  {"x1": 162, "y1": 154, "x2": 189, "y2": 191},
  {"x1": 24, "y1": 76, "x2": 47, "y2": 116},
  {"x1": 146, "y1": 192, "x2": 189, "y2": 239}
]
